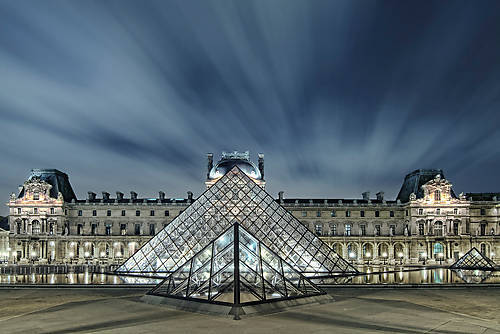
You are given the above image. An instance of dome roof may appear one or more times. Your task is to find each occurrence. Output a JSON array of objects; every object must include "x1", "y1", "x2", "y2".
[{"x1": 208, "y1": 159, "x2": 262, "y2": 180}]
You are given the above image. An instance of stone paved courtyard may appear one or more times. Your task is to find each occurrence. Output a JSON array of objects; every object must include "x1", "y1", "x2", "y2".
[{"x1": 0, "y1": 287, "x2": 498, "y2": 333}]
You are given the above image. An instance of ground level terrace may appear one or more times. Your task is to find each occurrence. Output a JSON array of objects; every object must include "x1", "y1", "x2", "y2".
[{"x1": 0, "y1": 287, "x2": 498, "y2": 333}]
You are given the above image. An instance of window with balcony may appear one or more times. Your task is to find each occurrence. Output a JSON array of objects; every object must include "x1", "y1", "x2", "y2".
[
  {"x1": 434, "y1": 221, "x2": 443, "y2": 236},
  {"x1": 32, "y1": 220, "x2": 40, "y2": 234}
]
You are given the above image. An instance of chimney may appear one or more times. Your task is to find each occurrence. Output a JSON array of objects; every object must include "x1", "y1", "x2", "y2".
[
  {"x1": 116, "y1": 191, "x2": 124, "y2": 200},
  {"x1": 376, "y1": 192, "x2": 384, "y2": 201},
  {"x1": 362, "y1": 191, "x2": 370, "y2": 201},
  {"x1": 258, "y1": 153, "x2": 264, "y2": 179},
  {"x1": 87, "y1": 192, "x2": 96, "y2": 200},
  {"x1": 130, "y1": 191, "x2": 137, "y2": 200},
  {"x1": 207, "y1": 153, "x2": 213, "y2": 179},
  {"x1": 158, "y1": 191, "x2": 165, "y2": 201},
  {"x1": 187, "y1": 191, "x2": 193, "y2": 202},
  {"x1": 102, "y1": 192, "x2": 110, "y2": 200},
  {"x1": 278, "y1": 191, "x2": 284, "y2": 203}
]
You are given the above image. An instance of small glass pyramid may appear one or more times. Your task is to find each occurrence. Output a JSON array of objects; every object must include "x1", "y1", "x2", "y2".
[
  {"x1": 148, "y1": 222, "x2": 325, "y2": 306},
  {"x1": 116, "y1": 166, "x2": 357, "y2": 277},
  {"x1": 449, "y1": 247, "x2": 496, "y2": 270}
]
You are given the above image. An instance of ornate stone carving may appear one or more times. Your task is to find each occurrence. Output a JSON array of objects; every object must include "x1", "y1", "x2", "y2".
[
  {"x1": 22, "y1": 177, "x2": 52, "y2": 200},
  {"x1": 409, "y1": 193, "x2": 416, "y2": 201},
  {"x1": 10, "y1": 192, "x2": 16, "y2": 201}
]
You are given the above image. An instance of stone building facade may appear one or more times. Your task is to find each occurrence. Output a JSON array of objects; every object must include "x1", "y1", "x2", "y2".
[{"x1": 6, "y1": 152, "x2": 499, "y2": 266}]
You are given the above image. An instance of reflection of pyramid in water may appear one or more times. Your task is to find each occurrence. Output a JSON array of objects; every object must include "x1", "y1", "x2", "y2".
[
  {"x1": 147, "y1": 222, "x2": 326, "y2": 314},
  {"x1": 117, "y1": 166, "x2": 357, "y2": 277},
  {"x1": 449, "y1": 247, "x2": 497, "y2": 270}
]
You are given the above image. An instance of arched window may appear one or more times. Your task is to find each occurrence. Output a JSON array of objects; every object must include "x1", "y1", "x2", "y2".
[
  {"x1": 32, "y1": 220, "x2": 40, "y2": 234},
  {"x1": 433, "y1": 242, "x2": 444, "y2": 256},
  {"x1": 434, "y1": 190, "x2": 441, "y2": 201},
  {"x1": 434, "y1": 221, "x2": 443, "y2": 236}
]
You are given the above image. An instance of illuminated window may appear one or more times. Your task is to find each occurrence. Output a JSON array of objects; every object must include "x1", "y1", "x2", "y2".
[
  {"x1": 434, "y1": 190, "x2": 441, "y2": 201},
  {"x1": 433, "y1": 242, "x2": 443, "y2": 256},
  {"x1": 345, "y1": 224, "x2": 351, "y2": 236}
]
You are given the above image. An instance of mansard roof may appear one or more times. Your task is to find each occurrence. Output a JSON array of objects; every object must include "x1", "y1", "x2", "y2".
[
  {"x1": 465, "y1": 193, "x2": 500, "y2": 201},
  {"x1": 18, "y1": 169, "x2": 76, "y2": 202},
  {"x1": 281, "y1": 198, "x2": 399, "y2": 205},
  {"x1": 396, "y1": 169, "x2": 456, "y2": 203}
]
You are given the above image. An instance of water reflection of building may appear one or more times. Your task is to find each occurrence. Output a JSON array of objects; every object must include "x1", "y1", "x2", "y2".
[{"x1": 6, "y1": 152, "x2": 500, "y2": 266}]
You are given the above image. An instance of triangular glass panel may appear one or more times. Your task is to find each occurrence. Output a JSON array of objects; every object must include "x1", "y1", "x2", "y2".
[
  {"x1": 117, "y1": 166, "x2": 357, "y2": 277},
  {"x1": 449, "y1": 247, "x2": 497, "y2": 270},
  {"x1": 147, "y1": 223, "x2": 326, "y2": 308}
]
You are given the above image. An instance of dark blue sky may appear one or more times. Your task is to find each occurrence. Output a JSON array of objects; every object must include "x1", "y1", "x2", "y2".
[{"x1": 1, "y1": 0, "x2": 500, "y2": 215}]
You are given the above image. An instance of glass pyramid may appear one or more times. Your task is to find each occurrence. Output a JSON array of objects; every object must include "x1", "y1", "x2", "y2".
[
  {"x1": 116, "y1": 166, "x2": 357, "y2": 277},
  {"x1": 148, "y1": 222, "x2": 325, "y2": 306},
  {"x1": 449, "y1": 247, "x2": 496, "y2": 270}
]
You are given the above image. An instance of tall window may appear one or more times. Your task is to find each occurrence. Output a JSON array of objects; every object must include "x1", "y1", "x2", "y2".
[
  {"x1": 301, "y1": 211, "x2": 307, "y2": 217},
  {"x1": 17, "y1": 222, "x2": 21, "y2": 234},
  {"x1": 330, "y1": 210, "x2": 336, "y2": 217},
  {"x1": 77, "y1": 224, "x2": 83, "y2": 235},
  {"x1": 314, "y1": 224, "x2": 322, "y2": 236},
  {"x1": 436, "y1": 208, "x2": 440, "y2": 215},
  {"x1": 316, "y1": 210, "x2": 321, "y2": 217},
  {"x1": 149, "y1": 224, "x2": 156, "y2": 236},
  {"x1": 49, "y1": 223, "x2": 54, "y2": 235},
  {"x1": 480, "y1": 243, "x2": 487, "y2": 256},
  {"x1": 32, "y1": 220, "x2": 40, "y2": 234},
  {"x1": 480, "y1": 223, "x2": 486, "y2": 236},
  {"x1": 375, "y1": 210, "x2": 380, "y2": 217},
  {"x1": 50, "y1": 208, "x2": 55, "y2": 214},
  {"x1": 78, "y1": 210, "x2": 82, "y2": 216},
  {"x1": 345, "y1": 224, "x2": 351, "y2": 236},
  {"x1": 33, "y1": 192, "x2": 39, "y2": 200},
  {"x1": 121, "y1": 210, "x2": 126, "y2": 216},
  {"x1": 150, "y1": 210, "x2": 155, "y2": 216},
  {"x1": 389, "y1": 225, "x2": 395, "y2": 236},
  {"x1": 165, "y1": 210, "x2": 169, "y2": 217},
  {"x1": 390, "y1": 211, "x2": 394, "y2": 217},
  {"x1": 433, "y1": 242, "x2": 444, "y2": 256},
  {"x1": 345, "y1": 210, "x2": 351, "y2": 217},
  {"x1": 34, "y1": 208, "x2": 38, "y2": 214},
  {"x1": 434, "y1": 190, "x2": 441, "y2": 201},
  {"x1": 92, "y1": 210, "x2": 97, "y2": 216},
  {"x1": 107, "y1": 210, "x2": 111, "y2": 217},
  {"x1": 105, "y1": 225, "x2": 111, "y2": 236},
  {"x1": 360, "y1": 225, "x2": 366, "y2": 236},
  {"x1": 434, "y1": 221, "x2": 443, "y2": 236},
  {"x1": 418, "y1": 208, "x2": 423, "y2": 215},
  {"x1": 120, "y1": 224, "x2": 127, "y2": 236},
  {"x1": 360, "y1": 210, "x2": 365, "y2": 217},
  {"x1": 134, "y1": 224, "x2": 141, "y2": 235},
  {"x1": 405, "y1": 210, "x2": 408, "y2": 216},
  {"x1": 419, "y1": 223, "x2": 425, "y2": 236},
  {"x1": 91, "y1": 224, "x2": 97, "y2": 235},
  {"x1": 375, "y1": 225, "x2": 381, "y2": 236},
  {"x1": 453, "y1": 208, "x2": 458, "y2": 215},
  {"x1": 480, "y1": 208, "x2": 486, "y2": 216},
  {"x1": 453, "y1": 222, "x2": 459, "y2": 235},
  {"x1": 136, "y1": 210, "x2": 140, "y2": 217},
  {"x1": 330, "y1": 223, "x2": 337, "y2": 236}
]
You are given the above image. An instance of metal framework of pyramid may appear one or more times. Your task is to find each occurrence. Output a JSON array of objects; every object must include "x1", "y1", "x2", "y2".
[
  {"x1": 146, "y1": 222, "x2": 326, "y2": 316},
  {"x1": 116, "y1": 166, "x2": 357, "y2": 277},
  {"x1": 449, "y1": 247, "x2": 497, "y2": 270}
]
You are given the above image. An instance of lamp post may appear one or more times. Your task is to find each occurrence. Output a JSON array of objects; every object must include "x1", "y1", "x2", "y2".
[
  {"x1": 421, "y1": 252, "x2": 427, "y2": 265},
  {"x1": 349, "y1": 251, "x2": 356, "y2": 265},
  {"x1": 382, "y1": 252, "x2": 387, "y2": 265}
]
